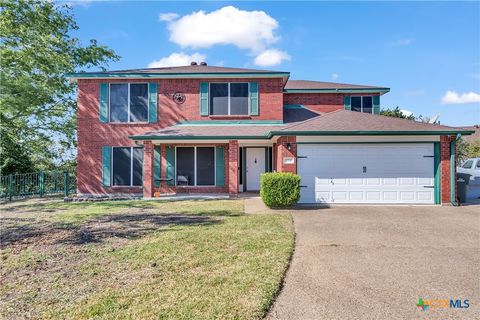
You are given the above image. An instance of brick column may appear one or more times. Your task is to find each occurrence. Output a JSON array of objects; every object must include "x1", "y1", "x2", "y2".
[
  {"x1": 275, "y1": 136, "x2": 297, "y2": 173},
  {"x1": 228, "y1": 140, "x2": 239, "y2": 196},
  {"x1": 143, "y1": 140, "x2": 154, "y2": 198},
  {"x1": 440, "y1": 135, "x2": 454, "y2": 204}
]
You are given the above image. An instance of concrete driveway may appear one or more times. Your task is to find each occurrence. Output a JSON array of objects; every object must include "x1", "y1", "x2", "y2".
[{"x1": 266, "y1": 205, "x2": 479, "y2": 320}]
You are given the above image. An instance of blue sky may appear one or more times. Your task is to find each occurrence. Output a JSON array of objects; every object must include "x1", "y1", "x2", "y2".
[{"x1": 68, "y1": 1, "x2": 480, "y2": 126}]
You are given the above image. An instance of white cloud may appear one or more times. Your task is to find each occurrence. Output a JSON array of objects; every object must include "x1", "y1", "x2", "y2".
[
  {"x1": 441, "y1": 90, "x2": 480, "y2": 104},
  {"x1": 147, "y1": 52, "x2": 206, "y2": 68},
  {"x1": 165, "y1": 6, "x2": 279, "y2": 52},
  {"x1": 390, "y1": 39, "x2": 414, "y2": 47},
  {"x1": 159, "y1": 13, "x2": 179, "y2": 22},
  {"x1": 331, "y1": 73, "x2": 339, "y2": 81},
  {"x1": 253, "y1": 49, "x2": 290, "y2": 67}
]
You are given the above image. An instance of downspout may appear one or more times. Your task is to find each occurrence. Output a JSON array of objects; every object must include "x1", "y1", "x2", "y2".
[{"x1": 450, "y1": 133, "x2": 462, "y2": 206}]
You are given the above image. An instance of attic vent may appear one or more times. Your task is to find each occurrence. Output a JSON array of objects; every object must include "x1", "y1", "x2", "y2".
[
  {"x1": 200, "y1": 62, "x2": 207, "y2": 66},
  {"x1": 190, "y1": 61, "x2": 198, "y2": 66}
]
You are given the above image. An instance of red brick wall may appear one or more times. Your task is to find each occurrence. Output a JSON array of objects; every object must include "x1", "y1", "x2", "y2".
[
  {"x1": 440, "y1": 135, "x2": 455, "y2": 204},
  {"x1": 283, "y1": 92, "x2": 380, "y2": 114},
  {"x1": 76, "y1": 77, "x2": 283, "y2": 195},
  {"x1": 143, "y1": 141, "x2": 154, "y2": 198},
  {"x1": 275, "y1": 136, "x2": 297, "y2": 173},
  {"x1": 228, "y1": 140, "x2": 239, "y2": 195}
]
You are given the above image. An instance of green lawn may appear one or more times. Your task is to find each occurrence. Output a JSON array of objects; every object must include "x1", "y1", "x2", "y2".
[{"x1": 0, "y1": 199, "x2": 294, "y2": 319}]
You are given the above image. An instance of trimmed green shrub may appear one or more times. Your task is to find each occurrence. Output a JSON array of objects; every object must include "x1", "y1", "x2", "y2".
[{"x1": 260, "y1": 172, "x2": 301, "y2": 208}]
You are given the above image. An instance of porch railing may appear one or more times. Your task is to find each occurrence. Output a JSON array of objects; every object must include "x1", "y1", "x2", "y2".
[{"x1": 0, "y1": 171, "x2": 76, "y2": 201}]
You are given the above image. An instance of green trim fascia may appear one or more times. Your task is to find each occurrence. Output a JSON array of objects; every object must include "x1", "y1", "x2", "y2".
[
  {"x1": 434, "y1": 142, "x2": 441, "y2": 204},
  {"x1": 450, "y1": 141, "x2": 456, "y2": 205},
  {"x1": 177, "y1": 120, "x2": 284, "y2": 126},
  {"x1": 130, "y1": 135, "x2": 270, "y2": 140},
  {"x1": 283, "y1": 104, "x2": 306, "y2": 109},
  {"x1": 66, "y1": 72, "x2": 290, "y2": 79},
  {"x1": 271, "y1": 130, "x2": 474, "y2": 136},
  {"x1": 284, "y1": 88, "x2": 390, "y2": 94}
]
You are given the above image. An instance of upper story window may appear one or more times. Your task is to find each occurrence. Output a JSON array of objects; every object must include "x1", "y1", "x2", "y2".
[
  {"x1": 210, "y1": 83, "x2": 249, "y2": 115},
  {"x1": 351, "y1": 96, "x2": 373, "y2": 114},
  {"x1": 110, "y1": 83, "x2": 148, "y2": 122}
]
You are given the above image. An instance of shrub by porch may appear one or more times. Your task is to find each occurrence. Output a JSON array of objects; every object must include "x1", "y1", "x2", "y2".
[{"x1": 260, "y1": 172, "x2": 301, "y2": 208}]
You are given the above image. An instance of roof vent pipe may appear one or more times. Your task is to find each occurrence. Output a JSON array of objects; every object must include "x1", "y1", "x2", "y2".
[
  {"x1": 200, "y1": 62, "x2": 207, "y2": 66},
  {"x1": 190, "y1": 61, "x2": 197, "y2": 66}
]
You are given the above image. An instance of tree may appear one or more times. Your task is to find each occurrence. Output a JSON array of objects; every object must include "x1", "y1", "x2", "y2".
[
  {"x1": 0, "y1": 0, "x2": 119, "y2": 175},
  {"x1": 380, "y1": 107, "x2": 415, "y2": 120},
  {"x1": 456, "y1": 138, "x2": 480, "y2": 163}
]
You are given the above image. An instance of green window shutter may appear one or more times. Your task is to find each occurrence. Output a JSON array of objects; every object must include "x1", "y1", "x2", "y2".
[
  {"x1": 154, "y1": 146, "x2": 161, "y2": 187},
  {"x1": 101, "y1": 146, "x2": 111, "y2": 186},
  {"x1": 148, "y1": 82, "x2": 158, "y2": 123},
  {"x1": 215, "y1": 146, "x2": 225, "y2": 187},
  {"x1": 249, "y1": 82, "x2": 259, "y2": 115},
  {"x1": 344, "y1": 96, "x2": 351, "y2": 111},
  {"x1": 166, "y1": 146, "x2": 175, "y2": 186},
  {"x1": 200, "y1": 82, "x2": 209, "y2": 116},
  {"x1": 99, "y1": 83, "x2": 109, "y2": 122},
  {"x1": 372, "y1": 95, "x2": 380, "y2": 115}
]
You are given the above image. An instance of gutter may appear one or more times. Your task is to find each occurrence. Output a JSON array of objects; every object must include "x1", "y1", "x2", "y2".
[{"x1": 450, "y1": 133, "x2": 462, "y2": 206}]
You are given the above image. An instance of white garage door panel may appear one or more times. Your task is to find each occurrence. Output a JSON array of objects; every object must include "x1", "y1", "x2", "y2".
[{"x1": 298, "y1": 144, "x2": 435, "y2": 204}]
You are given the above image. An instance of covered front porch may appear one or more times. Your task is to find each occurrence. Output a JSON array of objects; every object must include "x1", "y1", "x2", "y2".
[{"x1": 139, "y1": 139, "x2": 295, "y2": 198}]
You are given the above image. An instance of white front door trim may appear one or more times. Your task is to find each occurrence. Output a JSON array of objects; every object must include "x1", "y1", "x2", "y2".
[{"x1": 246, "y1": 147, "x2": 266, "y2": 191}]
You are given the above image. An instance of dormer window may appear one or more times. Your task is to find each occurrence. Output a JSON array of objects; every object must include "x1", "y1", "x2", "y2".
[
  {"x1": 210, "y1": 83, "x2": 249, "y2": 115},
  {"x1": 351, "y1": 96, "x2": 373, "y2": 114}
]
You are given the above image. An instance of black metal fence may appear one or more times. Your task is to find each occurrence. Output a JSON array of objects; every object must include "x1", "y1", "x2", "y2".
[{"x1": 0, "y1": 171, "x2": 76, "y2": 201}]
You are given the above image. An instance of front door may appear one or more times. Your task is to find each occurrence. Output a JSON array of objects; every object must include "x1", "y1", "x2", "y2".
[{"x1": 246, "y1": 148, "x2": 265, "y2": 191}]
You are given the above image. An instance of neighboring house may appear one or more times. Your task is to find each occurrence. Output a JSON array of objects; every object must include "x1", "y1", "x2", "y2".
[{"x1": 67, "y1": 64, "x2": 473, "y2": 205}]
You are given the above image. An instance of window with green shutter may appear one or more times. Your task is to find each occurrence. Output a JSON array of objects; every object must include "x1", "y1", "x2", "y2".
[
  {"x1": 99, "y1": 83, "x2": 109, "y2": 123},
  {"x1": 215, "y1": 146, "x2": 225, "y2": 187},
  {"x1": 166, "y1": 146, "x2": 175, "y2": 186},
  {"x1": 373, "y1": 95, "x2": 380, "y2": 115},
  {"x1": 101, "y1": 146, "x2": 111, "y2": 186},
  {"x1": 249, "y1": 82, "x2": 259, "y2": 115},
  {"x1": 148, "y1": 82, "x2": 158, "y2": 123},
  {"x1": 200, "y1": 82, "x2": 209, "y2": 116},
  {"x1": 344, "y1": 96, "x2": 351, "y2": 111},
  {"x1": 154, "y1": 146, "x2": 161, "y2": 187}
]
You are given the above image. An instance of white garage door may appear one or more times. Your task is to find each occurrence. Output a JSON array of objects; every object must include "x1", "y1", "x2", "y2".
[{"x1": 297, "y1": 143, "x2": 435, "y2": 204}]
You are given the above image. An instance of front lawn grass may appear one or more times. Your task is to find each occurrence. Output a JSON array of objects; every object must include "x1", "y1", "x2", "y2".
[{"x1": 0, "y1": 199, "x2": 294, "y2": 319}]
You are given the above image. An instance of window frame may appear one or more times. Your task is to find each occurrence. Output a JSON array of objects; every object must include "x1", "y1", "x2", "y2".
[
  {"x1": 209, "y1": 82, "x2": 250, "y2": 116},
  {"x1": 351, "y1": 95, "x2": 374, "y2": 114},
  {"x1": 111, "y1": 146, "x2": 143, "y2": 187},
  {"x1": 108, "y1": 83, "x2": 149, "y2": 123},
  {"x1": 175, "y1": 146, "x2": 216, "y2": 187}
]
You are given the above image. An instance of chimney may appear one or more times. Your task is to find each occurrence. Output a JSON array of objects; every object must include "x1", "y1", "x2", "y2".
[
  {"x1": 200, "y1": 61, "x2": 207, "y2": 66},
  {"x1": 190, "y1": 61, "x2": 197, "y2": 66}
]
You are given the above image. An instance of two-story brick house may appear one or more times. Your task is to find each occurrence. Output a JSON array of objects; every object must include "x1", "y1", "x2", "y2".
[{"x1": 68, "y1": 63, "x2": 472, "y2": 205}]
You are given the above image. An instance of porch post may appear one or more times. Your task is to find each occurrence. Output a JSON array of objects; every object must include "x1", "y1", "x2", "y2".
[
  {"x1": 228, "y1": 140, "x2": 239, "y2": 196},
  {"x1": 143, "y1": 140, "x2": 154, "y2": 198}
]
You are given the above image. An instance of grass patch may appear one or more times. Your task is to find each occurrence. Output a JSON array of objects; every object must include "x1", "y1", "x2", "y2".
[{"x1": 1, "y1": 199, "x2": 294, "y2": 319}]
